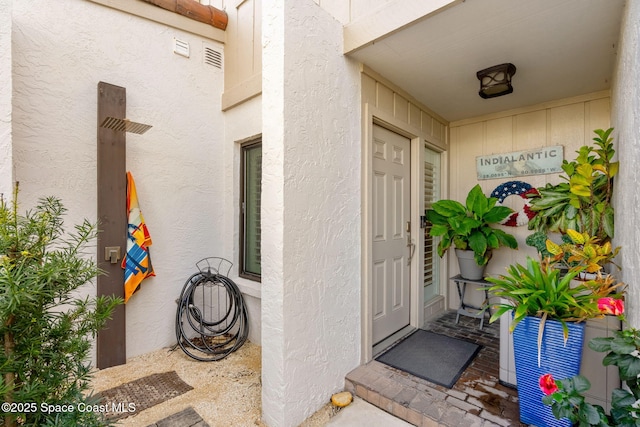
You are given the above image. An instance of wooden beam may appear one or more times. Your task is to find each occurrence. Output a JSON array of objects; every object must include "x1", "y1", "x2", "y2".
[
  {"x1": 141, "y1": 0, "x2": 228, "y2": 30},
  {"x1": 96, "y1": 82, "x2": 127, "y2": 369}
]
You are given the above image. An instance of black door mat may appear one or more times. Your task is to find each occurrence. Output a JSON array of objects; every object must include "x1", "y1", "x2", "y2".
[
  {"x1": 375, "y1": 329, "x2": 481, "y2": 388},
  {"x1": 146, "y1": 407, "x2": 210, "y2": 427},
  {"x1": 97, "y1": 371, "x2": 193, "y2": 420}
]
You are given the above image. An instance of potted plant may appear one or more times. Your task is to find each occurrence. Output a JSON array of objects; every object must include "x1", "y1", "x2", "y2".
[
  {"x1": 545, "y1": 229, "x2": 621, "y2": 279},
  {"x1": 486, "y1": 257, "x2": 624, "y2": 427},
  {"x1": 426, "y1": 184, "x2": 518, "y2": 280},
  {"x1": 519, "y1": 128, "x2": 623, "y2": 418},
  {"x1": 527, "y1": 128, "x2": 618, "y2": 243}
]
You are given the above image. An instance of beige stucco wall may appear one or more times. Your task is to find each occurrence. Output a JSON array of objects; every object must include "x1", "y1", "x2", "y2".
[
  {"x1": 0, "y1": 0, "x2": 12, "y2": 197},
  {"x1": 448, "y1": 92, "x2": 611, "y2": 309},
  {"x1": 611, "y1": 0, "x2": 640, "y2": 328}
]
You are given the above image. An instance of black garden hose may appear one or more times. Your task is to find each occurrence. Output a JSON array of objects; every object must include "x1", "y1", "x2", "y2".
[{"x1": 175, "y1": 259, "x2": 249, "y2": 361}]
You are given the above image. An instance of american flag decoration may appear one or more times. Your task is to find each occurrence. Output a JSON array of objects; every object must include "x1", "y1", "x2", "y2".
[{"x1": 490, "y1": 181, "x2": 539, "y2": 227}]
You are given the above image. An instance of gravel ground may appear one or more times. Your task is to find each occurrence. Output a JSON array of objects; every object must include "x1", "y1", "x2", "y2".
[{"x1": 90, "y1": 342, "x2": 338, "y2": 427}]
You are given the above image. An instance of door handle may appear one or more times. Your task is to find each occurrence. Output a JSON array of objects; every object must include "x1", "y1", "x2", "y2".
[
  {"x1": 407, "y1": 239, "x2": 415, "y2": 266},
  {"x1": 406, "y1": 221, "x2": 415, "y2": 266}
]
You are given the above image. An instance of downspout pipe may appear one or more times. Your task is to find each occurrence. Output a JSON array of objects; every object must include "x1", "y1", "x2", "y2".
[{"x1": 141, "y1": 0, "x2": 228, "y2": 30}]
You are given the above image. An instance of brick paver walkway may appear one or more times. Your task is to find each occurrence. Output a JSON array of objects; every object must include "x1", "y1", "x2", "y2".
[
  {"x1": 145, "y1": 407, "x2": 209, "y2": 427},
  {"x1": 345, "y1": 311, "x2": 525, "y2": 426}
]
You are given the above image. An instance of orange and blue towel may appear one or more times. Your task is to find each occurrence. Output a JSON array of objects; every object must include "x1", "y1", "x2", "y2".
[{"x1": 122, "y1": 171, "x2": 155, "y2": 303}]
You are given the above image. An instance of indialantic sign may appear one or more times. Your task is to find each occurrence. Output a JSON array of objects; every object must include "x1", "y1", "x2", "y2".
[{"x1": 476, "y1": 146, "x2": 564, "y2": 180}]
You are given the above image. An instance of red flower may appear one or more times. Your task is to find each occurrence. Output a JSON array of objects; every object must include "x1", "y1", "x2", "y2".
[
  {"x1": 539, "y1": 374, "x2": 558, "y2": 395},
  {"x1": 598, "y1": 297, "x2": 624, "y2": 316}
]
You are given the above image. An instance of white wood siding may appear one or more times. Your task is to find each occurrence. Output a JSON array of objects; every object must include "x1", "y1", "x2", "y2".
[
  {"x1": 361, "y1": 66, "x2": 448, "y2": 150},
  {"x1": 222, "y1": 0, "x2": 262, "y2": 109}
]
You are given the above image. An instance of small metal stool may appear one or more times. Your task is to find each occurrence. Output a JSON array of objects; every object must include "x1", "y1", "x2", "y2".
[{"x1": 451, "y1": 274, "x2": 492, "y2": 329}]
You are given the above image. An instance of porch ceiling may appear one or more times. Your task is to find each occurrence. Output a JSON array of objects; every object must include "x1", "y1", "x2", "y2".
[{"x1": 347, "y1": 0, "x2": 625, "y2": 123}]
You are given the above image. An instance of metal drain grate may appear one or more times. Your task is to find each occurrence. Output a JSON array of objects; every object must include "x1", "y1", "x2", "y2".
[{"x1": 97, "y1": 371, "x2": 193, "y2": 420}]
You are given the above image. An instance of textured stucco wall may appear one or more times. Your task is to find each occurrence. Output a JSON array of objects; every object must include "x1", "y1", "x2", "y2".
[
  {"x1": 12, "y1": 0, "x2": 226, "y2": 359},
  {"x1": 611, "y1": 1, "x2": 640, "y2": 328},
  {"x1": 262, "y1": 0, "x2": 362, "y2": 425},
  {"x1": 0, "y1": 0, "x2": 12, "y2": 196}
]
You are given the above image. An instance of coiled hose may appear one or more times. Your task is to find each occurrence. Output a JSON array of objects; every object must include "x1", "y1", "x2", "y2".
[{"x1": 175, "y1": 258, "x2": 249, "y2": 361}]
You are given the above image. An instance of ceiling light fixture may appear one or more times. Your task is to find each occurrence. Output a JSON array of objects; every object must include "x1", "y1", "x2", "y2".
[{"x1": 476, "y1": 63, "x2": 516, "y2": 99}]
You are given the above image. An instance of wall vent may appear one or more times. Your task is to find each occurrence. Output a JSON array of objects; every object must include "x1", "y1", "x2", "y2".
[
  {"x1": 204, "y1": 46, "x2": 223, "y2": 69},
  {"x1": 174, "y1": 38, "x2": 190, "y2": 58}
]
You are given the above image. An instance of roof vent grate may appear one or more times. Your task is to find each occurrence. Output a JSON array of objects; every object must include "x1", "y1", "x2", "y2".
[
  {"x1": 173, "y1": 38, "x2": 190, "y2": 58},
  {"x1": 204, "y1": 47, "x2": 223, "y2": 69}
]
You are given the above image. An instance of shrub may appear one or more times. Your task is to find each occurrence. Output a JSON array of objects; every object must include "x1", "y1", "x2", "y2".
[{"x1": 0, "y1": 185, "x2": 121, "y2": 427}]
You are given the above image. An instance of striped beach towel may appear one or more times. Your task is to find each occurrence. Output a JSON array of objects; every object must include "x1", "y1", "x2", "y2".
[{"x1": 122, "y1": 171, "x2": 155, "y2": 303}]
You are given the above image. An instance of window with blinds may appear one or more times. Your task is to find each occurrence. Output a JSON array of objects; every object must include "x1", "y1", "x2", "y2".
[
  {"x1": 424, "y1": 149, "x2": 441, "y2": 301},
  {"x1": 241, "y1": 141, "x2": 262, "y2": 280}
]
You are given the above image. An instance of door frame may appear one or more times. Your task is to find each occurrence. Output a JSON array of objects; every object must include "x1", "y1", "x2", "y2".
[{"x1": 362, "y1": 104, "x2": 438, "y2": 363}]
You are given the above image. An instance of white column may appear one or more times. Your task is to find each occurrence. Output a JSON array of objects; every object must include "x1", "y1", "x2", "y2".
[
  {"x1": 612, "y1": 1, "x2": 640, "y2": 328},
  {"x1": 261, "y1": 0, "x2": 362, "y2": 425},
  {"x1": 261, "y1": 0, "x2": 287, "y2": 423},
  {"x1": 0, "y1": 0, "x2": 13, "y2": 196}
]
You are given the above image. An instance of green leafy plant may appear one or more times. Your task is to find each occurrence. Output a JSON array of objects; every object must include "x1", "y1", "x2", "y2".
[
  {"x1": 486, "y1": 257, "x2": 609, "y2": 340},
  {"x1": 528, "y1": 128, "x2": 618, "y2": 242},
  {"x1": 525, "y1": 230, "x2": 574, "y2": 260},
  {"x1": 545, "y1": 229, "x2": 621, "y2": 275},
  {"x1": 541, "y1": 374, "x2": 609, "y2": 426},
  {"x1": 541, "y1": 307, "x2": 640, "y2": 426},
  {"x1": 425, "y1": 184, "x2": 518, "y2": 266},
  {"x1": 488, "y1": 259, "x2": 625, "y2": 395},
  {"x1": 0, "y1": 184, "x2": 122, "y2": 427},
  {"x1": 486, "y1": 255, "x2": 624, "y2": 362},
  {"x1": 525, "y1": 230, "x2": 557, "y2": 260}
]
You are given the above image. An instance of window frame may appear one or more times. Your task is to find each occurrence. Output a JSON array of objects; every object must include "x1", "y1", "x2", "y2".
[
  {"x1": 423, "y1": 148, "x2": 441, "y2": 302},
  {"x1": 239, "y1": 139, "x2": 262, "y2": 282}
]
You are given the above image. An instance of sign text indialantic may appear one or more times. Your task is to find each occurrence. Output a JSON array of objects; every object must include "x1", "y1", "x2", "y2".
[{"x1": 476, "y1": 146, "x2": 564, "y2": 180}]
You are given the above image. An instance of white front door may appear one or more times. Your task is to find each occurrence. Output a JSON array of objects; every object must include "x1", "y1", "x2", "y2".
[{"x1": 372, "y1": 124, "x2": 411, "y2": 344}]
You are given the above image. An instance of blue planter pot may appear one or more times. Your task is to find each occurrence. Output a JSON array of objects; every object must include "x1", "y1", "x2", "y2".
[{"x1": 513, "y1": 316, "x2": 585, "y2": 427}]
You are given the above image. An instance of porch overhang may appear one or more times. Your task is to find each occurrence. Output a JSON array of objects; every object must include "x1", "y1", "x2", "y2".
[{"x1": 345, "y1": 0, "x2": 625, "y2": 122}]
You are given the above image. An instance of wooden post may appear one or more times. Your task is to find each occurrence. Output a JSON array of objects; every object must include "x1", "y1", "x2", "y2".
[{"x1": 96, "y1": 82, "x2": 127, "y2": 369}]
